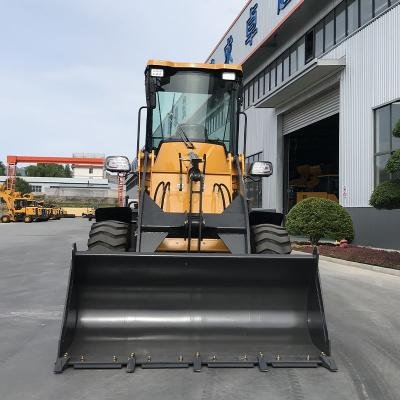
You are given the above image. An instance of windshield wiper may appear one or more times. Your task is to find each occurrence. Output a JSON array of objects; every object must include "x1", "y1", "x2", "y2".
[{"x1": 167, "y1": 112, "x2": 194, "y2": 149}]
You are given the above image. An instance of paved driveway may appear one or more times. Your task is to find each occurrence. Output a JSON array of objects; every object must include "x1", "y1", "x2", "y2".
[{"x1": 0, "y1": 219, "x2": 399, "y2": 400}]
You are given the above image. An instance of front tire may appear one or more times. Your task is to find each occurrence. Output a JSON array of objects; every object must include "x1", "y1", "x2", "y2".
[
  {"x1": 24, "y1": 216, "x2": 33, "y2": 223},
  {"x1": 87, "y1": 220, "x2": 134, "y2": 252},
  {"x1": 251, "y1": 224, "x2": 292, "y2": 254}
]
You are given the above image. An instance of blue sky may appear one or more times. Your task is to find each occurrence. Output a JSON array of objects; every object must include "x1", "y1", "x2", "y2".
[{"x1": 0, "y1": 0, "x2": 244, "y2": 163}]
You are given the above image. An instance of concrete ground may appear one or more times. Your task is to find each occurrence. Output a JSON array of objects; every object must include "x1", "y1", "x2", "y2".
[{"x1": 0, "y1": 218, "x2": 399, "y2": 400}]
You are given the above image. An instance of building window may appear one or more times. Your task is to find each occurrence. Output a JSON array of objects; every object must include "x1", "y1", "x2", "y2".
[
  {"x1": 290, "y1": 44, "x2": 298, "y2": 75},
  {"x1": 315, "y1": 21, "x2": 324, "y2": 57},
  {"x1": 375, "y1": 0, "x2": 388, "y2": 15},
  {"x1": 270, "y1": 62, "x2": 277, "y2": 89},
  {"x1": 282, "y1": 51, "x2": 290, "y2": 80},
  {"x1": 335, "y1": 2, "x2": 347, "y2": 43},
  {"x1": 89, "y1": 167, "x2": 93, "y2": 174},
  {"x1": 31, "y1": 185, "x2": 42, "y2": 193},
  {"x1": 304, "y1": 29, "x2": 314, "y2": 64},
  {"x1": 375, "y1": 102, "x2": 400, "y2": 184},
  {"x1": 276, "y1": 57, "x2": 283, "y2": 86},
  {"x1": 246, "y1": 152, "x2": 263, "y2": 208},
  {"x1": 254, "y1": 78, "x2": 259, "y2": 101},
  {"x1": 259, "y1": 73, "x2": 265, "y2": 97},
  {"x1": 297, "y1": 37, "x2": 305, "y2": 69},
  {"x1": 324, "y1": 11, "x2": 335, "y2": 50},
  {"x1": 347, "y1": 0, "x2": 359, "y2": 34},
  {"x1": 360, "y1": 0, "x2": 373, "y2": 25},
  {"x1": 244, "y1": 86, "x2": 249, "y2": 108},
  {"x1": 264, "y1": 69, "x2": 270, "y2": 93}
]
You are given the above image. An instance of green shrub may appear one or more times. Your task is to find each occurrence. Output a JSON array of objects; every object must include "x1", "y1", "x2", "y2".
[
  {"x1": 286, "y1": 197, "x2": 354, "y2": 245},
  {"x1": 385, "y1": 149, "x2": 400, "y2": 174},
  {"x1": 369, "y1": 180, "x2": 400, "y2": 209},
  {"x1": 393, "y1": 119, "x2": 400, "y2": 138}
]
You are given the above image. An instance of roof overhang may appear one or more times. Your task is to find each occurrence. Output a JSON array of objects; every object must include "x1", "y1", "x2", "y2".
[{"x1": 256, "y1": 57, "x2": 346, "y2": 109}]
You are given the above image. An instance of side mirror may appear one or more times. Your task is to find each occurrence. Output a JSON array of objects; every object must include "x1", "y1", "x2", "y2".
[
  {"x1": 249, "y1": 161, "x2": 273, "y2": 177},
  {"x1": 105, "y1": 156, "x2": 131, "y2": 173}
]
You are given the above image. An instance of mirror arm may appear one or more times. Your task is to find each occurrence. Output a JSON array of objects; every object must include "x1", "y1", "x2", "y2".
[
  {"x1": 243, "y1": 175, "x2": 262, "y2": 183},
  {"x1": 239, "y1": 111, "x2": 248, "y2": 158},
  {"x1": 136, "y1": 106, "x2": 148, "y2": 156}
]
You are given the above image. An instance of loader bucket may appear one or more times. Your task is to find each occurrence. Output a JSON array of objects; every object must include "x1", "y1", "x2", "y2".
[{"x1": 54, "y1": 247, "x2": 336, "y2": 373}]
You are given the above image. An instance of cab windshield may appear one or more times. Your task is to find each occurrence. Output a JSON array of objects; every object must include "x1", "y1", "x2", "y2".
[
  {"x1": 14, "y1": 199, "x2": 26, "y2": 210},
  {"x1": 150, "y1": 70, "x2": 239, "y2": 152}
]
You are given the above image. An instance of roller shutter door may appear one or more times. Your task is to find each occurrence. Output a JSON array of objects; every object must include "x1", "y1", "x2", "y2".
[{"x1": 282, "y1": 87, "x2": 340, "y2": 135}]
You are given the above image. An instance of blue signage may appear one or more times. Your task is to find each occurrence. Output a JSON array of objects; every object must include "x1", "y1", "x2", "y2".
[
  {"x1": 277, "y1": 0, "x2": 292, "y2": 14},
  {"x1": 245, "y1": 3, "x2": 258, "y2": 46},
  {"x1": 224, "y1": 35, "x2": 234, "y2": 64}
]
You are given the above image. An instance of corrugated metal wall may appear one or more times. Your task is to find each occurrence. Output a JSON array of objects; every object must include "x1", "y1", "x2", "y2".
[
  {"x1": 243, "y1": 5, "x2": 400, "y2": 210},
  {"x1": 323, "y1": 5, "x2": 400, "y2": 207},
  {"x1": 243, "y1": 107, "x2": 278, "y2": 210}
]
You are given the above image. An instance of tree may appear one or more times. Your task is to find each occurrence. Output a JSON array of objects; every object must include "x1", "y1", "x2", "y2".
[
  {"x1": 15, "y1": 177, "x2": 31, "y2": 195},
  {"x1": 25, "y1": 163, "x2": 72, "y2": 178},
  {"x1": 0, "y1": 161, "x2": 5, "y2": 176},
  {"x1": 64, "y1": 164, "x2": 72, "y2": 177},
  {"x1": 286, "y1": 198, "x2": 354, "y2": 245}
]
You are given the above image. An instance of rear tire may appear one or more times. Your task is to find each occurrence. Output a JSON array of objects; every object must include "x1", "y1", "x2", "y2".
[
  {"x1": 87, "y1": 220, "x2": 135, "y2": 253},
  {"x1": 251, "y1": 224, "x2": 292, "y2": 254},
  {"x1": 24, "y1": 216, "x2": 33, "y2": 223}
]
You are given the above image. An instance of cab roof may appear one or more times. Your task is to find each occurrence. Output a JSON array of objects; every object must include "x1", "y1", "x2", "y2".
[{"x1": 147, "y1": 60, "x2": 242, "y2": 73}]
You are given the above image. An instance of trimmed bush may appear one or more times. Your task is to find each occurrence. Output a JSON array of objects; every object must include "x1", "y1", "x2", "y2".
[
  {"x1": 369, "y1": 180, "x2": 400, "y2": 209},
  {"x1": 286, "y1": 197, "x2": 354, "y2": 245},
  {"x1": 393, "y1": 119, "x2": 400, "y2": 138},
  {"x1": 385, "y1": 149, "x2": 400, "y2": 174}
]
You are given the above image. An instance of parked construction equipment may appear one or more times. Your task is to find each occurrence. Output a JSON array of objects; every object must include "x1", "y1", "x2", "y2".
[
  {"x1": 0, "y1": 185, "x2": 49, "y2": 223},
  {"x1": 54, "y1": 61, "x2": 336, "y2": 374}
]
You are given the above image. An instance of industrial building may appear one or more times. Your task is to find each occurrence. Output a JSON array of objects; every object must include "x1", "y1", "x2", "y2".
[
  {"x1": 0, "y1": 176, "x2": 116, "y2": 199},
  {"x1": 207, "y1": 0, "x2": 400, "y2": 249}
]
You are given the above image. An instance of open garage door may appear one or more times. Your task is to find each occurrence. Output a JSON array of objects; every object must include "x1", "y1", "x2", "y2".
[
  {"x1": 284, "y1": 114, "x2": 339, "y2": 213},
  {"x1": 282, "y1": 87, "x2": 340, "y2": 135}
]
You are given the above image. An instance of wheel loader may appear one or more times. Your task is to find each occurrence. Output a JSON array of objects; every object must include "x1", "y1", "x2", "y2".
[
  {"x1": 0, "y1": 185, "x2": 48, "y2": 223},
  {"x1": 54, "y1": 61, "x2": 336, "y2": 373}
]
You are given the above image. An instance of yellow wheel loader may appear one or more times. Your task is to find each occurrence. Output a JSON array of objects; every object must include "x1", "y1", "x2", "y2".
[
  {"x1": 54, "y1": 61, "x2": 336, "y2": 373},
  {"x1": 0, "y1": 185, "x2": 47, "y2": 223}
]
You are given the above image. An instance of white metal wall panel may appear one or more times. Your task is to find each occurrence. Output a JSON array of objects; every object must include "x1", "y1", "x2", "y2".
[
  {"x1": 322, "y1": 5, "x2": 400, "y2": 208},
  {"x1": 242, "y1": 107, "x2": 278, "y2": 210},
  {"x1": 282, "y1": 88, "x2": 340, "y2": 135}
]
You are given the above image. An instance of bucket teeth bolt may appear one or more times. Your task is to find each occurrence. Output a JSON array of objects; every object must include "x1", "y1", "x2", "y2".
[
  {"x1": 195, "y1": 352, "x2": 200, "y2": 358},
  {"x1": 276, "y1": 355, "x2": 281, "y2": 361},
  {"x1": 147, "y1": 355, "x2": 152, "y2": 362},
  {"x1": 63, "y1": 353, "x2": 68, "y2": 359},
  {"x1": 307, "y1": 354, "x2": 310, "y2": 361},
  {"x1": 179, "y1": 355, "x2": 183, "y2": 362},
  {"x1": 80, "y1": 355, "x2": 85, "y2": 362},
  {"x1": 130, "y1": 353, "x2": 135, "y2": 358},
  {"x1": 212, "y1": 355, "x2": 217, "y2": 362},
  {"x1": 113, "y1": 356, "x2": 118, "y2": 362}
]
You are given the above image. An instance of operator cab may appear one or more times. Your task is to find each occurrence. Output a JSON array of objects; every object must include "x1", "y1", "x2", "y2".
[{"x1": 145, "y1": 61, "x2": 243, "y2": 154}]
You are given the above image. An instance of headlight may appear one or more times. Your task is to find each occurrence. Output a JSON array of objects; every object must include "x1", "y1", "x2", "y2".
[{"x1": 222, "y1": 72, "x2": 236, "y2": 81}]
